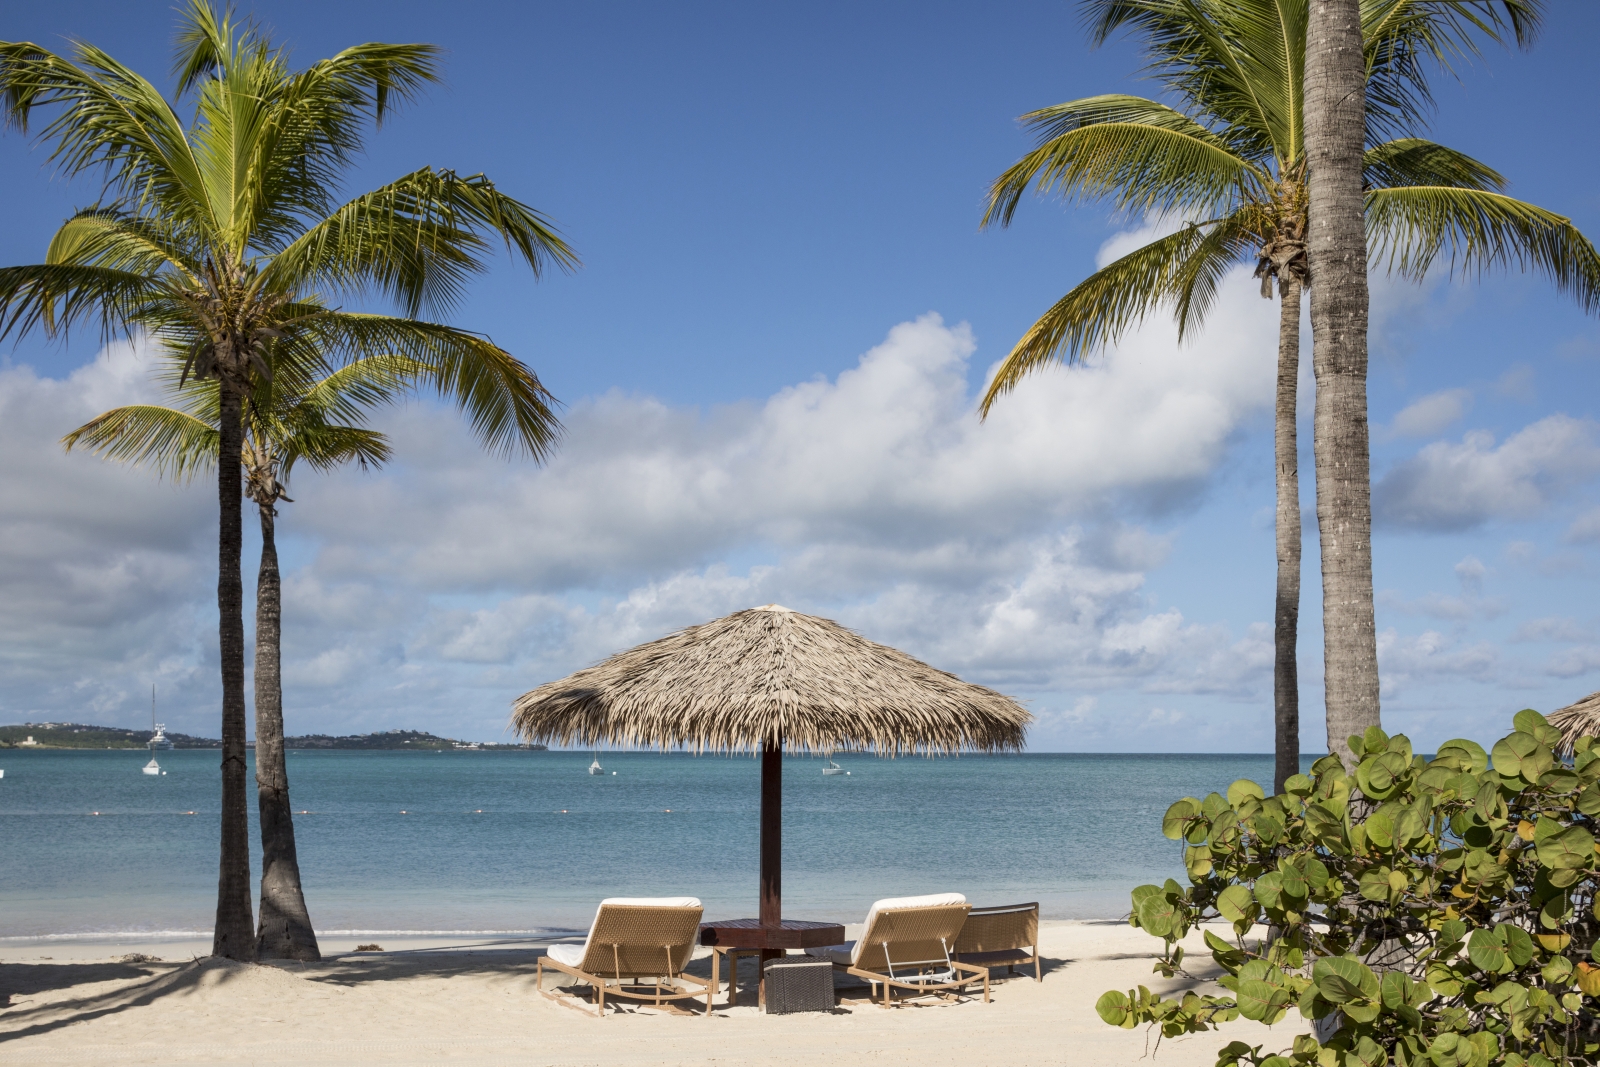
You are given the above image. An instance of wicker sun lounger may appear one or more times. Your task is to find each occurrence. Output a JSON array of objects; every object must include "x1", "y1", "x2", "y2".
[
  {"x1": 805, "y1": 893, "x2": 989, "y2": 1008},
  {"x1": 953, "y1": 902, "x2": 1041, "y2": 981},
  {"x1": 536, "y1": 897, "x2": 712, "y2": 1017}
]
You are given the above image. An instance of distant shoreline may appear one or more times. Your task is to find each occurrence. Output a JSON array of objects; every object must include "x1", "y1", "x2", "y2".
[{"x1": 0, "y1": 723, "x2": 545, "y2": 752}]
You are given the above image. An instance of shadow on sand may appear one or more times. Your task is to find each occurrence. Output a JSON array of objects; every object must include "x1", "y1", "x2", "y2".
[{"x1": 1, "y1": 937, "x2": 1083, "y2": 1039}]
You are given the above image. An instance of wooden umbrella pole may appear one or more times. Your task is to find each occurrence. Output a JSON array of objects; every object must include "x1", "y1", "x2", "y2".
[{"x1": 759, "y1": 737, "x2": 782, "y2": 928}]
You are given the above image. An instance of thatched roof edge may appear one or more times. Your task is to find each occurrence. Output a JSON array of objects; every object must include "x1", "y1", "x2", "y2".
[{"x1": 509, "y1": 606, "x2": 1031, "y2": 757}]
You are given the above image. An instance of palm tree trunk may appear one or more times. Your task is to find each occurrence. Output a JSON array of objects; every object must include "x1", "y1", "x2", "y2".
[
  {"x1": 213, "y1": 379, "x2": 255, "y2": 960},
  {"x1": 1305, "y1": 0, "x2": 1381, "y2": 769},
  {"x1": 253, "y1": 502, "x2": 320, "y2": 961},
  {"x1": 1274, "y1": 277, "x2": 1302, "y2": 795}
]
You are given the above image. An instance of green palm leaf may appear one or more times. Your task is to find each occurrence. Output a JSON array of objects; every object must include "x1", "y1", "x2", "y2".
[
  {"x1": 0, "y1": 263, "x2": 163, "y2": 339},
  {"x1": 1367, "y1": 186, "x2": 1600, "y2": 311},
  {"x1": 985, "y1": 95, "x2": 1261, "y2": 226},
  {"x1": 61, "y1": 404, "x2": 218, "y2": 479},
  {"x1": 265, "y1": 167, "x2": 578, "y2": 316},
  {"x1": 309, "y1": 312, "x2": 561, "y2": 460},
  {"x1": 979, "y1": 219, "x2": 1245, "y2": 413}
]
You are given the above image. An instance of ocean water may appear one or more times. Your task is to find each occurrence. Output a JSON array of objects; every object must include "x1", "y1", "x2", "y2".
[{"x1": 0, "y1": 749, "x2": 1299, "y2": 940}]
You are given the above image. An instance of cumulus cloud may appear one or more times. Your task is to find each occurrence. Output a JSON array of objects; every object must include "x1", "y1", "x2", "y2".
[
  {"x1": 0, "y1": 343, "x2": 214, "y2": 725},
  {"x1": 1374, "y1": 415, "x2": 1600, "y2": 531},
  {"x1": 1383, "y1": 388, "x2": 1472, "y2": 439},
  {"x1": 0, "y1": 289, "x2": 1287, "y2": 746}
]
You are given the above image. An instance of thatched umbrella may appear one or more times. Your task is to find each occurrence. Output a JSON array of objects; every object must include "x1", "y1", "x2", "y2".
[
  {"x1": 510, "y1": 604, "x2": 1030, "y2": 928},
  {"x1": 1550, "y1": 690, "x2": 1600, "y2": 755}
]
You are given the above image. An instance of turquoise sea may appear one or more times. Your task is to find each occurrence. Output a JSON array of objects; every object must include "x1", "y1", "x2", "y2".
[{"x1": 0, "y1": 749, "x2": 1303, "y2": 941}]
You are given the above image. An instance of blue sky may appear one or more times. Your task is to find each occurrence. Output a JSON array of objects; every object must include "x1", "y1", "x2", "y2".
[{"x1": 2, "y1": 1, "x2": 1599, "y2": 752}]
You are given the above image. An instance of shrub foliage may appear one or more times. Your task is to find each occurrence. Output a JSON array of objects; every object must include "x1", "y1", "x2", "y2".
[{"x1": 1098, "y1": 710, "x2": 1600, "y2": 1067}]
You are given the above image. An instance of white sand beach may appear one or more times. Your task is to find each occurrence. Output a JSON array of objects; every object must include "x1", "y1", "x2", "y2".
[{"x1": 0, "y1": 920, "x2": 1309, "y2": 1066}]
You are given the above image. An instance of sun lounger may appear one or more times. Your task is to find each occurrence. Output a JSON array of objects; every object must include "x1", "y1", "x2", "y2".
[
  {"x1": 953, "y1": 902, "x2": 1041, "y2": 981},
  {"x1": 536, "y1": 897, "x2": 712, "y2": 1017},
  {"x1": 805, "y1": 893, "x2": 989, "y2": 1008}
]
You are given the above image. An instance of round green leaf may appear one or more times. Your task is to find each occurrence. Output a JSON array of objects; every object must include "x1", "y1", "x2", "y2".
[
  {"x1": 1227, "y1": 779, "x2": 1266, "y2": 808},
  {"x1": 1095, "y1": 989, "x2": 1133, "y2": 1027},
  {"x1": 1536, "y1": 824, "x2": 1594, "y2": 870},
  {"x1": 1467, "y1": 927, "x2": 1509, "y2": 974},
  {"x1": 1137, "y1": 891, "x2": 1179, "y2": 938},
  {"x1": 1435, "y1": 739, "x2": 1488, "y2": 773},
  {"x1": 1161, "y1": 799, "x2": 1198, "y2": 841},
  {"x1": 1217, "y1": 885, "x2": 1256, "y2": 926},
  {"x1": 1366, "y1": 811, "x2": 1395, "y2": 850},
  {"x1": 1235, "y1": 979, "x2": 1290, "y2": 1022}
]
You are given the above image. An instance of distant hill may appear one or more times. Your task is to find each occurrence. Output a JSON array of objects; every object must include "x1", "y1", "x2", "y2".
[
  {"x1": 0, "y1": 723, "x2": 220, "y2": 749},
  {"x1": 279, "y1": 730, "x2": 543, "y2": 751},
  {"x1": 0, "y1": 723, "x2": 543, "y2": 751}
]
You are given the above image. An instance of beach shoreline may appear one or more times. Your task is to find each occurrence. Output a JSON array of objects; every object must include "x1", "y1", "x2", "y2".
[{"x1": 0, "y1": 919, "x2": 1307, "y2": 1066}]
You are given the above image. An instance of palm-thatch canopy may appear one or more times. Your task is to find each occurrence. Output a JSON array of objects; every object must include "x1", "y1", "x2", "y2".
[
  {"x1": 1550, "y1": 691, "x2": 1600, "y2": 755},
  {"x1": 509, "y1": 605, "x2": 1031, "y2": 755}
]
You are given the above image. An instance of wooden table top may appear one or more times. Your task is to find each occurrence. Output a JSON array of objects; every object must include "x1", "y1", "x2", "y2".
[{"x1": 698, "y1": 918, "x2": 846, "y2": 950}]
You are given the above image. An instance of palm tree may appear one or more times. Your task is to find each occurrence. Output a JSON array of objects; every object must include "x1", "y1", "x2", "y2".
[
  {"x1": 0, "y1": 2, "x2": 577, "y2": 959},
  {"x1": 63, "y1": 353, "x2": 424, "y2": 961},
  {"x1": 979, "y1": 0, "x2": 1595, "y2": 787}
]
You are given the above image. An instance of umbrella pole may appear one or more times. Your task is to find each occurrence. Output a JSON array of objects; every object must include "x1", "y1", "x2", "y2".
[
  {"x1": 760, "y1": 738, "x2": 782, "y2": 928},
  {"x1": 757, "y1": 738, "x2": 784, "y2": 1005}
]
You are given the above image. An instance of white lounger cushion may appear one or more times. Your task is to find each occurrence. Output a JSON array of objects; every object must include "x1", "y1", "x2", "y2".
[
  {"x1": 546, "y1": 942, "x2": 588, "y2": 966},
  {"x1": 805, "y1": 892, "x2": 967, "y2": 966},
  {"x1": 549, "y1": 896, "x2": 703, "y2": 968}
]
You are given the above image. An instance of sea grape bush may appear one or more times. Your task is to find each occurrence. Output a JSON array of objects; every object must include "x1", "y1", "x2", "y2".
[{"x1": 1096, "y1": 710, "x2": 1600, "y2": 1067}]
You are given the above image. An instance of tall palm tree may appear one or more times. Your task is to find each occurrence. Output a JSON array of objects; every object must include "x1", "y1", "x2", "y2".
[
  {"x1": 979, "y1": 0, "x2": 1594, "y2": 788},
  {"x1": 0, "y1": 1, "x2": 577, "y2": 959},
  {"x1": 63, "y1": 353, "x2": 425, "y2": 961}
]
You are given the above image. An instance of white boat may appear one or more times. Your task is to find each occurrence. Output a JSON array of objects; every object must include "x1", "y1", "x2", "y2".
[
  {"x1": 142, "y1": 685, "x2": 165, "y2": 775},
  {"x1": 588, "y1": 757, "x2": 604, "y2": 775},
  {"x1": 822, "y1": 751, "x2": 847, "y2": 776}
]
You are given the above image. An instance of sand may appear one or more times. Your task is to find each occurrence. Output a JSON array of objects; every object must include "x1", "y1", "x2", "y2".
[{"x1": 0, "y1": 921, "x2": 1309, "y2": 1066}]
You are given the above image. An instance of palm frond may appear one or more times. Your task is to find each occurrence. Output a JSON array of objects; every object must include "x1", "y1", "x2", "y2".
[
  {"x1": 280, "y1": 424, "x2": 391, "y2": 480},
  {"x1": 980, "y1": 219, "x2": 1243, "y2": 415},
  {"x1": 46, "y1": 209, "x2": 200, "y2": 279},
  {"x1": 985, "y1": 94, "x2": 1261, "y2": 227},
  {"x1": 1081, "y1": 0, "x2": 1306, "y2": 163},
  {"x1": 265, "y1": 167, "x2": 578, "y2": 314},
  {"x1": 1367, "y1": 186, "x2": 1600, "y2": 311},
  {"x1": 1363, "y1": 0, "x2": 1542, "y2": 138},
  {"x1": 0, "y1": 40, "x2": 217, "y2": 235},
  {"x1": 294, "y1": 353, "x2": 429, "y2": 426},
  {"x1": 1364, "y1": 137, "x2": 1504, "y2": 191},
  {"x1": 0, "y1": 263, "x2": 162, "y2": 340},
  {"x1": 310, "y1": 312, "x2": 562, "y2": 459},
  {"x1": 61, "y1": 403, "x2": 218, "y2": 479}
]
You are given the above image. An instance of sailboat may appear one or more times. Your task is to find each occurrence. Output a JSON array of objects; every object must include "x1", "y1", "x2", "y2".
[
  {"x1": 142, "y1": 685, "x2": 164, "y2": 776},
  {"x1": 821, "y1": 748, "x2": 846, "y2": 776},
  {"x1": 588, "y1": 754, "x2": 604, "y2": 775}
]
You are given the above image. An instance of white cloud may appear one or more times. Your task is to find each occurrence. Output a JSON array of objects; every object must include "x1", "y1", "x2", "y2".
[
  {"x1": 1564, "y1": 507, "x2": 1600, "y2": 544},
  {"x1": 1374, "y1": 415, "x2": 1600, "y2": 531},
  {"x1": 1383, "y1": 388, "x2": 1472, "y2": 439},
  {"x1": 0, "y1": 343, "x2": 215, "y2": 726},
  {"x1": 1496, "y1": 365, "x2": 1536, "y2": 402},
  {"x1": 1512, "y1": 617, "x2": 1595, "y2": 644},
  {"x1": 0, "y1": 287, "x2": 1287, "y2": 746},
  {"x1": 1377, "y1": 628, "x2": 1501, "y2": 691}
]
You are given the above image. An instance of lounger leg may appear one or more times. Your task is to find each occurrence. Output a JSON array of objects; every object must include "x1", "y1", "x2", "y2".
[
  {"x1": 1034, "y1": 954, "x2": 1042, "y2": 982},
  {"x1": 596, "y1": 982, "x2": 605, "y2": 1018}
]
